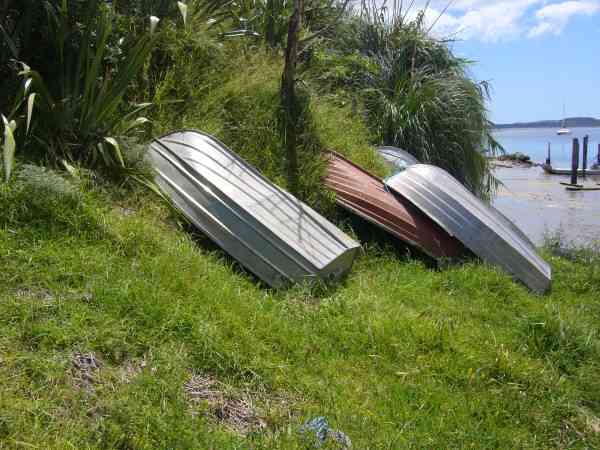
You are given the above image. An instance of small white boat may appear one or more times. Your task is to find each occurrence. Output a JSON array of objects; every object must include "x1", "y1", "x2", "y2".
[{"x1": 556, "y1": 103, "x2": 571, "y2": 135}]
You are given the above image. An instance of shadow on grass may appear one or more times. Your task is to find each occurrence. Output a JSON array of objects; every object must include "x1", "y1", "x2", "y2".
[
  {"x1": 183, "y1": 223, "x2": 351, "y2": 299},
  {"x1": 333, "y1": 207, "x2": 475, "y2": 270}
]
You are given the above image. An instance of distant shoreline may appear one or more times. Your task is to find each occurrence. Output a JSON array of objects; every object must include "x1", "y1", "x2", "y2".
[
  {"x1": 493, "y1": 125, "x2": 600, "y2": 133},
  {"x1": 494, "y1": 117, "x2": 600, "y2": 129}
]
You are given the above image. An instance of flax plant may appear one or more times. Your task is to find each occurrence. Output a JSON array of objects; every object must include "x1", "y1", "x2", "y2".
[{"x1": 9, "y1": 0, "x2": 155, "y2": 174}]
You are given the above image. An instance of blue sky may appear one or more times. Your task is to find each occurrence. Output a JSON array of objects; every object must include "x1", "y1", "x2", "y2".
[{"x1": 412, "y1": 1, "x2": 600, "y2": 123}]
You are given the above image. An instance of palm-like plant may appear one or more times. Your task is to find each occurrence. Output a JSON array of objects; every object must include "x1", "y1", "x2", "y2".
[
  {"x1": 199, "y1": 0, "x2": 346, "y2": 47},
  {"x1": 199, "y1": 0, "x2": 290, "y2": 45},
  {"x1": 7, "y1": 0, "x2": 155, "y2": 173},
  {"x1": 313, "y1": 1, "x2": 501, "y2": 197}
]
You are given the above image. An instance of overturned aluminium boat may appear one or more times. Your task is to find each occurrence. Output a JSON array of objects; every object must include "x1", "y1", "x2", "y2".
[
  {"x1": 149, "y1": 130, "x2": 360, "y2": 288},
  {"x1": 378, "y1": 146, "x2": 419, "y2": 174},
  {"x1": 325, "y1": 152, "x2": 463, "y2": 259},
  {"x1": 385, "y1": 165, "x2": 552, "y2": 293}
]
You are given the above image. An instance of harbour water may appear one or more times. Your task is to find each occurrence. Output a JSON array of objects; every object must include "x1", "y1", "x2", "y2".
[
  {"x1": 491, "y1": 127, "x2": 600, "y2": 246},
  {"x1": 492, "y1": 127, "x2": 600, "y2": 167}
]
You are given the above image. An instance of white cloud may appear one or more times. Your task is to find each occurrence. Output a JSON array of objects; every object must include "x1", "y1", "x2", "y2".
[
  {"x1": 528, "y1": 1, "x2": 600, "y2": 37},
  {"x1": 401, "y1": 0, "x2": 600, "y2": 42}
]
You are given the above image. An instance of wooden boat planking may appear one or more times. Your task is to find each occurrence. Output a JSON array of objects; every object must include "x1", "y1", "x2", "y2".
[{"x1": 324, "y1": 152, "x2": 463, "y2": 259}]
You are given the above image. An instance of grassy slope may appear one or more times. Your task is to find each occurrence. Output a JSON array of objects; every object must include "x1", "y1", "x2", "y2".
[
  {"x1": 2, "y1": 48, "x2": 600, "y2": 450},
  {"x1": 1, "y1": 169, "x2": 600, "y2": 449}
]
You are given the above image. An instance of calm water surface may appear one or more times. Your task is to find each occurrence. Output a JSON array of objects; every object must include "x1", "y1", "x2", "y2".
[
  {"x1": 492, "y1": 127, "x2": 600, "y2": 167},
  {"x1": 492, "y1": 167, "x2": 600, "y2": 245},
  {"x1": 490, "y1": 127, "x2": 600, "y2": 245}
]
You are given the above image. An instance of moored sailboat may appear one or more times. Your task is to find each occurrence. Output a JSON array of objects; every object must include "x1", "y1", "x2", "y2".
[{"x1": 557, "y1": 103, "x2": 571, "y2": 135}]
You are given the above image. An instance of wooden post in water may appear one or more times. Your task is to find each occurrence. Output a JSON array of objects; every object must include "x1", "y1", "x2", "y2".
[
  {"x1": 597, "y1": 143, "x2": 600, "y2": 166},
  {"x1": 571, "y1": 138, "x2": 579, "y2": 186},
  {"x1": 582, "y1": 135, "x2": 588, "y2": 176},
  {"x1": 545, "y1": 142, "x2": 551, "y2": 165}
]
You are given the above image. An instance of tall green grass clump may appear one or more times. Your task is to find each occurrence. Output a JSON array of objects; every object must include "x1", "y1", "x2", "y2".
[
  {"x1": 0, "y1": 164, "x2": 105, "y2": 239},
  {"x1": 310, "y1": 2, "x2": 500, "y2": 197}
]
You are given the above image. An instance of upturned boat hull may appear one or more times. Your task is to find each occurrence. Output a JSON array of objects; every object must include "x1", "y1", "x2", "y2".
[
  {"x1": 377, "y1": 146, "x2": 419, "y2": 173},
  {"x1": 149, "y1": 131, "x2": 360, "y2": 288},
  {"x1": 385, "y1": 164, "x2": 552, "y2": 293},
  {"x1": 325, "y1": 152, "x2": 463, "y2": 259}
]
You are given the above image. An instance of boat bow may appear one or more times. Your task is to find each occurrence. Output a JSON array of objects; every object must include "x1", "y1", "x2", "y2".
[{"x1": 385, "y1": 164, "x2": 552, "y2": 293}]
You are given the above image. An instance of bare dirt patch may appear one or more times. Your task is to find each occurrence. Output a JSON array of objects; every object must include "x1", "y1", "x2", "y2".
[
  {"x1": 119, "y1": 356, "x2": 156, "y2": 383},
  {"x1": 13, "y1": 288, "x2": 56, "y2": 302},
  {"x1": 184, "y1": 373, "x2": 267, "y2": 435},
  {"x1": 72, "y1": 352, "x2": 102, "y2": 391}
]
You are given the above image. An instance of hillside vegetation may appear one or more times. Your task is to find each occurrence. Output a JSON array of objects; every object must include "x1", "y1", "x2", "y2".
[
  {"x1": 1, "y1": 164, "x2": 600, "y2": 449},
  {"x1": 1, "y1": 1, "x2": 599, "y2": 448}
]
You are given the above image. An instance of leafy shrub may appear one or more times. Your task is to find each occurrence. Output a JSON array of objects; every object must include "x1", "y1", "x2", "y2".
[
  {"x1": 309, "y1": 4, "x2": 500, "y2": 197},
  {"x1": 201, "y1": 0, "x2": 293, "y2": 47},
  {"x1": 200, "y1": 0, "x2": 346, "y2": 48},
  {"x1": 3, "y1": 0, "x2": 155, "y2": 178},
  {"x1": 113, "y1": 0, "x2": 193, "y2": 20},
  {"x1": 150, "y1": 23, "x2": 226, "y2": 127}
]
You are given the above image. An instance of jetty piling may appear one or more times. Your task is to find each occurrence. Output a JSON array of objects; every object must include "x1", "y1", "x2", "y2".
[
  {"x1": 546, "y1": 142, "x2": 551, "y2": 165},
  {"x1": 571, "y1": 138, "x2": 579, "y2": 186},
  {"x1": 582, "y1": 135, "x2": 589, "y2": 175},
  {"x1": 597, "y1": 143, "x2": 600, "y2": 166}
]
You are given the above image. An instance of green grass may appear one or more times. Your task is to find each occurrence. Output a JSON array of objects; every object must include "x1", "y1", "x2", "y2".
[
  {"x1": 1, "y1": 168, "x2": 600, "y2": 449},
  {"x1": 3, "y1": 6, "x2": 598, "y2": 448},
  {"x1": 150, "y1": 49, "x2": 387, "y2": 213}
]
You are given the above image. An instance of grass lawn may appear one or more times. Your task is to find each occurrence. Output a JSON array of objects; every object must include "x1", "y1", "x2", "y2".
[{"x1": 1, "y1": 170, "x2": 599, "y2": 449}]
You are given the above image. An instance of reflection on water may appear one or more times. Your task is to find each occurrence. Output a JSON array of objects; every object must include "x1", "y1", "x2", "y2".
[{"x1": 492, "y1": 166, "x2": 600, "y2": 245}]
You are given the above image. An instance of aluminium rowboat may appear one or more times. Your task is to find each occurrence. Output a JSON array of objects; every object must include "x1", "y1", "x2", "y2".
[
  {"x1": 148, "y1": 130, "x2": 360, "y2": 288},
  {"x1": 325, "y1": 152, "x2": 463, "y2": 259},
  {"x1": 385, "y1": 164, "x2": 551, "y2": 293},
  {"x1": 377, "y1": 146, "x2": 419, "y2": 174}
]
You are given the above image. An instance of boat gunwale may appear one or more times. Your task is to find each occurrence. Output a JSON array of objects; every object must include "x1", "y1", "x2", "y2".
[
  {"x1": 149, "y1": 130, "x2": 360, "y2": 287},
  {"x1": 153, "y1": 130, "x2": 361, "y2": 253},
  {"x1": 542, "y1": 164, "x2": 600, "y2": 176},
  {"x1": 377, "y1": 146, "x2": 420, "y2": 167},
  {"x1": 385, "y1": 164, "x2": 552, "y2": 292},
  {"x1": 324, "y1": 151, "x2": 462, "y2": 259},
  {"x1": 150, "y1": 141, "x2": 320, "y2": 279},
  {"x1": 387, "y1": 165, "x2": 546, "y2": 265},
  {"x1": 154, "y1": 166, "x2": 294, "y2": 285},
  {"x1": 153, "y1": 140, "x2": 347, "y2": 262}
]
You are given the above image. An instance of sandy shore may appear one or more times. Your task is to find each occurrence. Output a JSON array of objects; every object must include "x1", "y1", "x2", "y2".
[{"x1": 492, "y1": 166, "x2": 600, "y2": 245}]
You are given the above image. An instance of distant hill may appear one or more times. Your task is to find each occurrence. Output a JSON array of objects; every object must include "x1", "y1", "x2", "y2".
[{"x1": 494, "y1": 117, "x2": 600, "y2": 129}]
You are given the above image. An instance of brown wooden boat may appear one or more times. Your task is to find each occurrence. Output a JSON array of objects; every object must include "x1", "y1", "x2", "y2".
[{"x1": 324, "y1": 152, "x2": 463, "y2": 259}]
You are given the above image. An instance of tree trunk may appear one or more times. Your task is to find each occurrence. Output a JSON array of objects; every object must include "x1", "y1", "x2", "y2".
[
  {"x1": 265, "y1": 0, "x2": 275, "y2": 47},
  {"x1": 281, "y1": 0, "x2": 303, "y2": 194}
]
